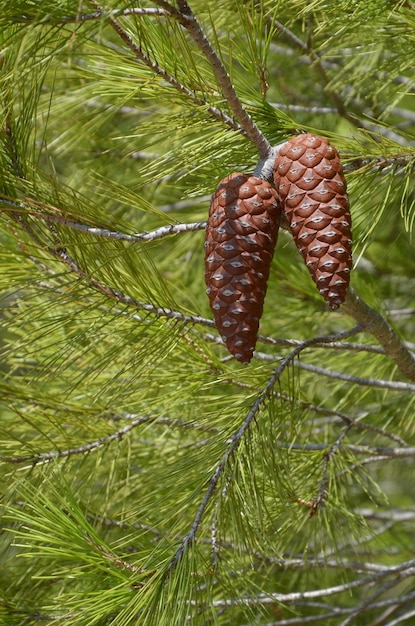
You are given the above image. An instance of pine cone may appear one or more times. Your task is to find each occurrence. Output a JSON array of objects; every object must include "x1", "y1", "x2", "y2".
[
  {"x1": 204, "y1": 173, "x2": 281, "y2": 363},
  {"x1": 273, "y1": 134, "x2": 352, "y2": 310}
]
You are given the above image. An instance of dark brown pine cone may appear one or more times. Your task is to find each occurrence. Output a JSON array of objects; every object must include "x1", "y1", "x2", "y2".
[
  {"x1": 204, "y1": 173, "x2": 281, "y2": 363},
  {"x1": 273, "y1": 133, "x2": 352, "y2": 310}
]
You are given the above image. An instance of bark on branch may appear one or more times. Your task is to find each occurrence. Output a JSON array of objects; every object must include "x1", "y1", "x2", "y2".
[{"x1": 342, "y1": 287, "x2": 415, "y2": 382}]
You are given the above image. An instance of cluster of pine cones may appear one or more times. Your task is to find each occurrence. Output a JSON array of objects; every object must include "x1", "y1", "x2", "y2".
[{"x1": 204, "y1": 133, "x2": 352, "y2": 364}]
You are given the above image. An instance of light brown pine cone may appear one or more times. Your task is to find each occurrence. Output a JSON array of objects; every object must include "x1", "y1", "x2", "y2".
[
  {"x1": 274, "y1": 133, "x2": 352, "y2": 310},
  {"x1": 204, "y1": 173, "x2": 281, "y2": 363}
]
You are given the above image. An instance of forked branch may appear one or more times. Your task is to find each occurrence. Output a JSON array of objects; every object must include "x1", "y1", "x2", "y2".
[{"x1": 167, "y1": 325, "x2": 362, "y2": 571}]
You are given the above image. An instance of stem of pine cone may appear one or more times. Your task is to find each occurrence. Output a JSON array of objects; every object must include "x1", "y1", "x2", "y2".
[
  {"x1": 342, "y1": 287, "x2": 415, "y2": 382},
  {"x1": 253, "y1": 144, "x2": 286, "y2": 180}
]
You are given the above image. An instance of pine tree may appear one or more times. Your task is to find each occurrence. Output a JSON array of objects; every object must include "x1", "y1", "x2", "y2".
[{"x1": 1, "y1": 1, "x2": 415, "y2": 624}]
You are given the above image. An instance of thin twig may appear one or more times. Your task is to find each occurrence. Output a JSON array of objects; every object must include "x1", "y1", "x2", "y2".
[
  {"x1": 159, "y1": 194, "x2": 211, "y2": 213},
  {"x1": 338, "y1": 448, "x2": 415, "y2": 477},
  {"x1": 205, "y1": 560, "x2": 415, "y2": 606},
  {"x1": 255, "y1": 591, "x2": 415, "y2": 625},
  {"x1": 206, "y1": 331, "x2": 386, "y2": 356},
  {"x1": 210, "y1": 505, "x2": 220, "y2": 568},
  {"x1": 0, "y1": 201, "x2": 207, "y2": 243},
  {"x1": 388, "y1": 308, "x2": 415, "y2": 318},
  {"x1": 297, "y1": 361, "x2": 415, "y2": 393},
  {"x1": 0, "y1": 415, "x2": 154, "y2": 464},
  {"x1": 270, "y1": 102, "x2": 338, "y2": 115},
  {"x1": 35, "y1": 246, "x2": 217, "y2": 328},
  {"x1": 272, "y1": 442, "x2": 415, "y2": 460},
  {"x1": 357, "y1": 508, "x2": 415, "y2": 523},
  {"x1": 386, "y1": 608, "x2": 415, "y2": 626}
]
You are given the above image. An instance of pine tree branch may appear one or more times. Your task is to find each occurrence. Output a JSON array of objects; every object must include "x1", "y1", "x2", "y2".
[
  {"x1": 207, "y1": 559, "x2": 415, "y2": 606},
  {"x1": 0, "y1": 200, "x2": 207, "y2": 242},
  {"x1": 255, "y1": 555, "x2": 406, "y2": 574},
  {"x1": 4, "y1": 415, "x2": 410, "y2": 468},
  {"x1": 320, "y1": 412, "x2": 408, "y2": 447},
  {"x1": 388, "y1": 307, "x2": 415, "y2": 319},
  {"x1": 273, "y1": 19, "x2": 308, "y2": 53},
  {"x1": 254, "y1": 346, "x2": 415, "y2": 391},
  {"x1": 149, "y1": 0, "x2": 181, "y2": 17},
  {"x1": 270, "y1": 100, "x2": 415, "y2": 137},
  {"x1": 270, "y1": 102, "x2": 338, "y2": 115},
  {"x1": 345, "y1": 153, "x2": 415, "y2": 176},
  {"x1": 210, "y1": 504, "x2": 220, "y2": 567},
  {"x1": 262, "y1": 339, "x2": 385, "y2": 354},
  {"x1": 90, "y1": 1, "x2": 243, "y2": 133},
  {"x1": 30, "y1": 250, "x2": 217, "y2": 327},
  {"x1": 338, "y1": 449, "x2": 415, "y2": 477},
  {"x1": 174, "y1": 0, "x2": 271, "y2": 157},
  {"x1": 0, "y1": 412, "x2": 224, "y2": 465},
  {"x1": 304, "y1": 408, "x2": 408, "y2": 447},
  {"x1": 13, "y1": 7, "x2": 171, "y2": 24},
  {"x1": 167, "y1": 326, "x2": 361, "y2": 572},
  {"x1": 241, "y1": 592, "x2": 415, "y2": 625},
  {"x1": 358, "y1": 508, "x2": 415, "y2": 523},
  {"x1": 0, "y1": 609, "x2": 73, "y2": 623},
  {"x1": 273, "y1": 18, "x2": 414, "y2": 149},
  {"x1": 342, "y1": 287, "x2": 415, "y2": 382},
  {"x1": 274, "y1": 442, "x2": 415, "y2": 459},
  {"x1": 296, "y1": 362, "x2": 415, "y2": 393},
  {"x1": 387, "y1": 609, "x2": 415, "y2": 626},
  {"x1": 294, "y1": 437, "x2": 415, "y2": 519},
  {"x1": 206, "y1": 331, "x2": 386, "y2": 356},
  {"x1": 167, "y1": 349, "x2": 308, "y2": 570},
  {"x1": 0, "y1": 415, "x2": 157, "y2": 465},
  {"x1": 254, "y1": 352, "x2": 415, "y2": 391},
  {"x1": 360, "y1": 120, "x2": 415, "y2": 147}
]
